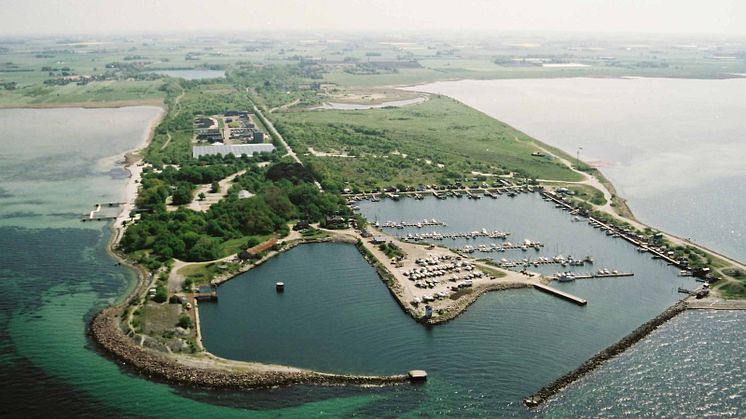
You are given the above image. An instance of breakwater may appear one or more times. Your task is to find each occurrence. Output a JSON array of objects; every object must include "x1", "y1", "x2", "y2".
[
  {"x1": 524, "y1": 300, "x2": 688, "y2": 407},
  {"x1": 89, "y1": 308, "x2": 409, "y2": 390}
]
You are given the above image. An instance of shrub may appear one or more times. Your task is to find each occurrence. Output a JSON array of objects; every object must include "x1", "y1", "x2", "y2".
[
  {"x1": 177, "y1": 314, "x2": 193, "y2": 329},
  {"x1": 152, "y1": 285, "x2": 168, "y2": 303}
]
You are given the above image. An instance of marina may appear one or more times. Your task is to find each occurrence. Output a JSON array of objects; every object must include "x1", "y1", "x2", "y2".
[
  {"x1": 3, "y1": 28, "x2": 746, "y2": 417},
  {"x1": 200, "y1": 192, "x2": 702, "y2": 383}
]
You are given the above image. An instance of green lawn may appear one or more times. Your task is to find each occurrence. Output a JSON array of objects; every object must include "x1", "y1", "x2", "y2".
[
  {"x1": 179, "y1": 261, "x2": 241, "y2": 289},
  {"x1": 218, "y1": 234, "x2": 273, "y2": 257}
]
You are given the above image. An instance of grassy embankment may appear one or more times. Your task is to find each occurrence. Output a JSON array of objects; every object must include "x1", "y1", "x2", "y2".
[
  {"x1": 719, "y1": 269, "x2": 746, "y2": 298},
  {"x1": 274, "y1": 96, "x2": 581, "y2": 192}
]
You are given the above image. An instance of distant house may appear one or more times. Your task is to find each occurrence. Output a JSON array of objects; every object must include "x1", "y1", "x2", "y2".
[
  {"x1": 248, "y1": 238, "x2": 278, "y2": 255},
  {"x1": 324, "y1": 215, "x2": 348, "y2": 229},
  {"x1": 293, "y1": 220, "x2": 310, "y2": 231}
]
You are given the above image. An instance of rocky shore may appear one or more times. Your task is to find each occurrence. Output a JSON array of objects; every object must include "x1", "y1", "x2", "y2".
[
  {"x1": 524, "y1": 300, "x2": 688, "y2": 407},
  {"x1": 90, "y1": 307, "x2": 409, "y2": 390}
]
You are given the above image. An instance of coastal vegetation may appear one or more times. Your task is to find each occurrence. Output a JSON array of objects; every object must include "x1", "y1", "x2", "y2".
[
  {"x1": 274, "y1": 96, "x2": 581, "y2": 192},
  {"x1": 121, "y1": 161, "x2": 348, "y2": 266}
]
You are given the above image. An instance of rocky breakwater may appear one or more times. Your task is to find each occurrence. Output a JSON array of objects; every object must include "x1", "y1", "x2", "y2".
[
  {"x1": 524, "y1": 300, "x2": 688, "y2": 407},
  {"x1": 90, "y1": 308, "x2": 409, "y2": 389}
]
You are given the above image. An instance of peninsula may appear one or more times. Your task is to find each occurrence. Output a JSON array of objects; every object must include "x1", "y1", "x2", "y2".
[{"x1": 2, "y1": 33, "x2": 744, "y2": 406}]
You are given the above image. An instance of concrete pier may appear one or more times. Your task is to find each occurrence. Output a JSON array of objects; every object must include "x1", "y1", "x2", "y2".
[
  {"x1": 408, "y1": 370, "x2": 428, "y2": 382},
  {"x1": 533, "y1": 283, "x2": 587, "y2": 305}
]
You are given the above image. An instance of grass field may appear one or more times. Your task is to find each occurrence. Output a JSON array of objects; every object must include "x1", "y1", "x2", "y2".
[
  {"x1": 275, "y1": 96, "x2": 581, "y2": 191},
  {"x1": 0, "y1": 79, "x2": 164, "y2": 107}
]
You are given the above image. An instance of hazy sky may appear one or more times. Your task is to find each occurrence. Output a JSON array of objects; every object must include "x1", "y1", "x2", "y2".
[{"x1": 1, "y1": 0, "x2": 745, "y2": 36}]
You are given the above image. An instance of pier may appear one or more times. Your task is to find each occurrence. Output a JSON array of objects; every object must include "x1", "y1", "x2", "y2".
[
  {"x1": 550, "y1": 271, "x2": 633, "y2": 281},
  {"x1": 80, "y1": 202, "x2": 124, "y2": 222},
  {"x1": 497, "y1": 255, "x2": 591, "y2": 268},
  {"x1": 541, "y1": 190, "x2": 689, "y2": 270},
  {"x1": 398, "y1": 230, "x2": 514, "y2": 241},
  {"x1": 533, "y1": 283, "x2": 587, "y2": 305},
  {"x1": 377, "y1": 219, "x2": 448, "y2": 229},
  {"x1": 344, "y1": 184, "x2": 534, "y2": 203}
]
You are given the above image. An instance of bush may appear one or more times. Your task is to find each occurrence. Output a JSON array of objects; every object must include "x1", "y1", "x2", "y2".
[
  {"x1": 182, "y1": 277, "x2": 194, "y2": 292},
  {"x1": 177, "y1": 314, "x2": 193, "y2": 329},
  {"x1": 152, "y1": 285, "x2": 168, "y2": 303}
]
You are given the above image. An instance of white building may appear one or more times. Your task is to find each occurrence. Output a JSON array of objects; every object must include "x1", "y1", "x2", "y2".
[{"x1": 193, "y1": 143, "x2": 275, "y2": 158}]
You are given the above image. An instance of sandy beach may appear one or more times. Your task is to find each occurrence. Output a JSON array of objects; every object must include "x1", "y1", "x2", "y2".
[{"x1": 110, "y1": 106, "x2": 165, "y2": 245}]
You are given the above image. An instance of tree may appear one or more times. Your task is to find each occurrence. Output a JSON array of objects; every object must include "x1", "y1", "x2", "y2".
[
  {"x1": 245, "y1": 237, "x2": 261, "y2": 248},
  {"x1": 210, "y1": 181, "x2": 220, "y2": 193},
  {"x1": 198, "y1": 192, "x2": 206, "y2": 201},
  {"x1": 187, "y1": 236, "x2": 220, "y2": 261},
  {"x1": 172, "y1": 184, "x2": 194, "y2": 205}
]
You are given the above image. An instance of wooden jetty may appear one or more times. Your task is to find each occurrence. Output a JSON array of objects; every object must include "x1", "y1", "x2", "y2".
[{"x1": 533, "y1": 283, "x2": 587, "y2": 305}]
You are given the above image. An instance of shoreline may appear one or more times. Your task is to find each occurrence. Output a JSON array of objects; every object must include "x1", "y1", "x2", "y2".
[
  {"x1": 0, "y1": 98, "x2": 164, "y2": 110},
  {"x1": 84, "y1": 86, "x2": 746, "y2": 400},
  {"x1": 400, "y1": 82, "x2": 746, "y2": 277},
  {"x1": 110, "y1": 106, "x2": 166, "y2": 245},
  {"x1": 90, "y1": 104, "x2": 415, "y2": 391}
]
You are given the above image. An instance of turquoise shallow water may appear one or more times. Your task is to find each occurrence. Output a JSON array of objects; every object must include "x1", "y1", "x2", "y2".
[{"x1": 1, "y1": 107, "x2": 743, "y2": 417}]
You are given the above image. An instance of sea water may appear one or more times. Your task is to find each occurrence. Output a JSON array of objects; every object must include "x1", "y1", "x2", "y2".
[
  {"x1": 409, "y1": 77, "x2": 746, "y2": 262},
  {"x1": 1, "y1": 107, "x2": 742, "y2": 417}
]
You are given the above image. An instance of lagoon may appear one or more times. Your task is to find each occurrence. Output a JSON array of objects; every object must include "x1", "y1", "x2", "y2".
[
  {"x1": 313, "y1": 96, "x2": 427, "y2": 110},
  {"x1": 409, "y1": 78, "x2": 746, "y2": 262}
]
